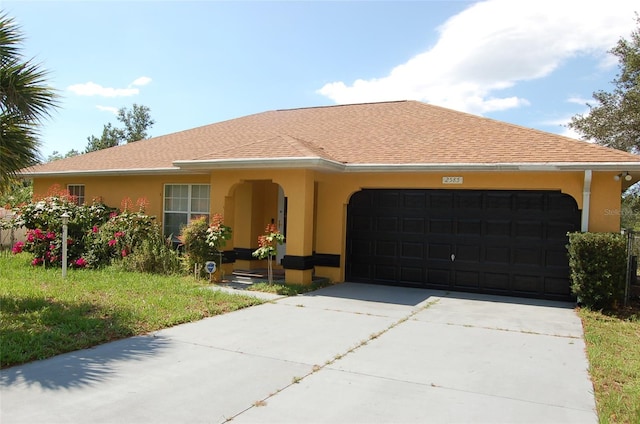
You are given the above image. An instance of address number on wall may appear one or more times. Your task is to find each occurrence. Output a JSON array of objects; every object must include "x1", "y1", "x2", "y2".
[{"x1": 442, "y1": 176, "x2": 464, "y2": 184}]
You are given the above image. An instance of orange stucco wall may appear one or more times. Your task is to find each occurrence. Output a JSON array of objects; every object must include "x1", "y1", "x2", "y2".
[{"x1": 33, "y1": 168, "x2": 623, "y2": 284}]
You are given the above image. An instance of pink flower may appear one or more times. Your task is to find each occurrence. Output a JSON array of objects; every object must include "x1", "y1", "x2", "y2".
[
  {"x1": 74, "y1": 257, "x2": 87, "y2": 268},
  {"x1": 32, "y1": 257, "x2": 43, "y2": 266},
  {"x1": 92, "y1": 226, "x2": 99, "y2": 233},
  {"x1": 33, "y1": 229, "x2": 44, "y2": 240},
  {"x1": 114, "y1": 231, "x2": 124, "y2": 238},
  {"x1": 26, "y1": 231, "x2": 35, "y2": 242},
  {"x1": 46, "y1": 231, "x2": 56, "y2": 240},
  {"x1": 121, "y1": 249, "x2": 128, "y2": 257},
  {"x1": 11, "y1": 241, "x2": 24, "y2": 254},
  {"x1": 109, "y1": 212, "x2": 118, "y2": 219},
  {"x1": 108, "y1": 239, "x2": 117, "y2": 247}
]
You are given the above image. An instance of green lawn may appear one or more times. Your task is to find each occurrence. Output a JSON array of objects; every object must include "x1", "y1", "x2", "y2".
[
  {"x1": 579, "y1": 305, "x2": 640, "y2": 423},
  {"x1": 0, "y1": 253, "x2": 264, "y2": 368}
]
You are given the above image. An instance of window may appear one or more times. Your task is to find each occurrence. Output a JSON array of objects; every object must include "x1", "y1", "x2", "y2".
[
  {"x1": 67, "y1": 185, "x2": 85, "y2": 205},
  {"x1": 163, "y1": 184, "x2": 210, "y2": 241}
]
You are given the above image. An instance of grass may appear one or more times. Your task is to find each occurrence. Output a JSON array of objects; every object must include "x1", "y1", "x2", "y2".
[
  {"x1": 247, "y1": 279, "x2": 332, "y2": 296},
  {"x1": 579, "y1": 300, "x2": 640, "y2": 424},
  {"x1": 0, "y1": 253, "x2": 265, "y2": 369}
]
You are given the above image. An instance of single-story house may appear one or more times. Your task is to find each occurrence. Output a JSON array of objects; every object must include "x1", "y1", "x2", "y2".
[{"x1": 21, "y1": 100, "x2": 640, "y2": 300}]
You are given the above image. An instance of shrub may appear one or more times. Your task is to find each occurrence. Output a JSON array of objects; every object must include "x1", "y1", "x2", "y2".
[
  {"x1": 119, "y1": 225, "x2": 182, "y2": 274},
  {"x1": 568, "y1": 232, "x2": 627, "y2": 310},
  {"x1": 7, "y1": 186, "x2": 114, "y2": 267},
  {"x1": 83, "y1": 198, "x2": 156, "y2": 268},
  {"x1": 178, "y1": 215, "x2": 231, "y2": 278}
]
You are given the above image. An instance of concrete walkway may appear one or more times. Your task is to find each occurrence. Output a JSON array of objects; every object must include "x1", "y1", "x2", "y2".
[{"x1": 0, "y1": 283, "x2": 597, "y2": 423}]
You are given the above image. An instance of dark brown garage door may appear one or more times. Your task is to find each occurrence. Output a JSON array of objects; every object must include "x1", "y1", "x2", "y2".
[{"x1": 346, "y1": 189, "x2": 581, "y2": 301}]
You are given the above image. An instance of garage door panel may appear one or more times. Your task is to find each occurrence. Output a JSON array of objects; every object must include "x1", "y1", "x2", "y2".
[
  {"x1": 487, "y1": 220, "x2": 512, "y2": 237},
  {"x1": 486, "y1": 193, "x2": 513, "y2": 210},
  {"x1": 458, "y1": 220, "x2": 482, "y2": 235},
  {"x1": 351, "y1": 215, "x2": 372, "y2": 231},
  {"x1": 514, "y1": 248, "x2": 542, "y2": 266},
  {"x1": 401, "y1": 242, "x2": 423, "y2": 259},
  {"x1": 403, "y1": 192, "x2": 427, "y2": 208},
  {"x1": 350, "y1": 239, "x2": 372, "y2": 256},
  {"x1": 454, "y1": 271, "x2": 480, "y2": 288},
  {"x1": 429, "y1": 243, "x2": 452, "y2": 260},
  {"x1": 374, "y1": 264, "x2": 396, "y2": 281},
  {"x1": 516, "y1": 193, "x2": 545, "y2": 211},
  {"x1": 513, "y1": 275, "x2": 542, "y2": 294},
  {"x1": 455, "y1": 192, "x2": 483, "y2": 209},
  {"x1": 430, "y1": 193, "x2": 454, "y2": 208},
  {"x1": 376, "y1": 191, "x2": 400, "y2": 208},
  {"x1": 346, "y1": 189, "x2": 580, "y2": 300},
  {"x1": 430, "y1": 219, "x2": 453, "y2": 233},
  {"x1": 427, "y1": 268, "x2": 451, "y2": 286},
  {"x1": 456, "y1": 244, "x2": 481, "y2": 262},
  {"x1": 546, "y1": 249, "x2": 570, "y2": 268},
  {"x1": 402, "y1": 217, "x2": 425, "y2": 233},
  {"x1": 544, "y1": 277, "x2": 572, "y2": 297},
  {"x1": 376, "y1": 216, "x2": 399, "y2": 232},
  {"x1": 401, "y1": 266, "x2": 424, "y2": 283},
  {"x1": 375, "y1": 240, "x2": 397, "y2": 257},
  {"x1": 484, "y1": 273, "x2": 510, "y2": 291},
  {"x1": 485, "y1": 246, "x2": 510, "y2": 264},
  {"x1": 515, "y1": 221, "x2": 544, "y2": 238}
]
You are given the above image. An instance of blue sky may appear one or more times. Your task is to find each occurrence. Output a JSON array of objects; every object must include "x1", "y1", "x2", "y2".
[{"x1": 3, "y1": 0, "x2": 639, "y2": 158}]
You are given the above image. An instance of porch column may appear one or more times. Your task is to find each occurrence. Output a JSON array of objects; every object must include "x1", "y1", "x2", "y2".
[
  {"x1": 281, "y1": 170, "x2": 315, "y2": 285},
  {"x1": 210, "y1": 172, "x2": 237, "y2": 277}
]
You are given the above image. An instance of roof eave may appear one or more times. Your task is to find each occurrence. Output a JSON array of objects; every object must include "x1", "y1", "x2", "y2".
[
  {"x1": 343, "y1": 162, "x2": 640, "y2": 172},
  {"x1": 174, "y1": 157, "x2": 347, "y2": 172},
  {"x1": 19, "y1": 167, "x2": 208, "y2": 178}
]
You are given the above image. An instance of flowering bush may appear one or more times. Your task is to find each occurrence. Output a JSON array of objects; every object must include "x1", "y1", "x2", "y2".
[
  {"x1": 7, "y1": 186, "x2": 114, "y2": 268},
  {"x1": 179, "y1": 214, "x2": 232, "y2": 278},
  {"x1": 83, "y1": 198, "x2": 156, "y2": 268},
  {"x1": 7, "y1": 186, "x2": 169, "y2": 271},
  {"x1": 206, "y1": 214, "x2": 232, "y2": 252},
  {"x1": 252, "y1": 223, "x2": 285, "y2": 283}
]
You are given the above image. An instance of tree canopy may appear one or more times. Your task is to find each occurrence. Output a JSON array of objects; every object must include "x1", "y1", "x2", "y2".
[
  {"x1": 569, "y1": 16, "x2": 640, "y2": 152},
  {"x1": 0, "y1": 12, "x2": 59, "y2": 190},
  {"x1": 85, "y1": 104, "x2": 154, "y2": 153}
]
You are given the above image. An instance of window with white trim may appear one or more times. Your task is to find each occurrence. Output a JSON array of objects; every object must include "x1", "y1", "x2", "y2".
[
  {"x1": 67, "y1": 184, "x2": 85, "y2": 205},
  {"x1": 163, "y1": 184, "x2": 210, "y2": 241}
]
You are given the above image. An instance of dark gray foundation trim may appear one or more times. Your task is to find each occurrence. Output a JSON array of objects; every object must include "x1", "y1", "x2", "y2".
[
  {"x1": 234, "y1": 247, "x2": 255, "y2": 261},
  {"x1": 234, "y1": 249, "x2": 341, "y2": 269},
  {"x1": 313, "y1": 253, "x2": 341, "y2": 268},
  {"x1": 282, "y1": 255, "x2": 315, "y2": 270}
]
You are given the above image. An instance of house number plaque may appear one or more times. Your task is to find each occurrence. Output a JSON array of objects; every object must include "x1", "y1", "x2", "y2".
[{"x1": 442, "y1": 176, "x2": 463, "y2": 184}]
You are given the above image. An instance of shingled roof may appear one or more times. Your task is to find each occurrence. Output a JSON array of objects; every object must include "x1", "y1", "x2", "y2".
[{"x1": 22, "y1": 100, "x2": 640, "y2": 176}]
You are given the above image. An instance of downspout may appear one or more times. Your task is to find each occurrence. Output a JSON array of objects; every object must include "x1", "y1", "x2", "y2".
[{"x1": 581, "y1": 170, "x2": 592, "y2": 232}]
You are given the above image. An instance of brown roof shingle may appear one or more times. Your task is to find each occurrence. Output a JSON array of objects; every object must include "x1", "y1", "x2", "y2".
[{"x1": 23, "y1": 100, "x2": 640, "y2": 175}]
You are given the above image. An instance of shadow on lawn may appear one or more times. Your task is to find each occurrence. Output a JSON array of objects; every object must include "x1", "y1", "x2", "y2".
[{"x1": 0, "y1": 296, "x2": 171, "y2": 390}]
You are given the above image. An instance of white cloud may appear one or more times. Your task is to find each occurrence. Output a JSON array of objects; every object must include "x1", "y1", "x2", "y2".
[
  {"x1": 317, "y1": 0, "x2": 638, "y2": 115},
  {"x1": 96, "y1": 105, "x2": 119, "y2": 115},
  {"x1": 567, "y1": 96, "x2": 592, "y2": 106},
  {"x1": 67, "y1": 76, "x2": 152, "y2": 97},
  {"x1": 131, "y1": 76, "x2": 152, "y2": 87}
]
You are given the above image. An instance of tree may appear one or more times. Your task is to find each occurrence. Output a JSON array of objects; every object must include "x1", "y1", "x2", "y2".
[
  {"x1": 568, "y1": 15, "x2": 640, "y2": 152},
  {"x1": 0, "y1": 12, "x2": 59, "y2": 190},
  {"x1": 85, "y1": 104, "x2": 154, "y2": 153},
  {"x1": 47, "y1": 149, "x2": 80, "y2": 162}
]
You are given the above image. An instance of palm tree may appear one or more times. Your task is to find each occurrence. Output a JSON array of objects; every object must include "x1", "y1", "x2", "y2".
[{"x1": 0, "y1": 12, "x2": 59, "y2": 190}]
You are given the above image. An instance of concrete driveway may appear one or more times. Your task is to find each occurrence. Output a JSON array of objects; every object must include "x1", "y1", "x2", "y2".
[{"x1": 0, "y1": 283, "x2": 596, "y2": 423}]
